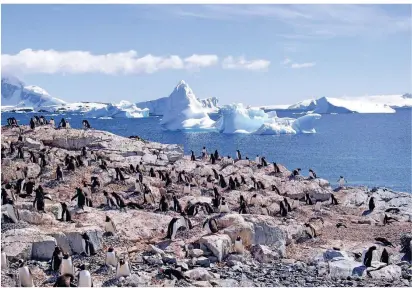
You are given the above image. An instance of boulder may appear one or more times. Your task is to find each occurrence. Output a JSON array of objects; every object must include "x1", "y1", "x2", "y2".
[
  {"x1": 368, "y1": 264, "x2": 402, "y2": 281},
  {"x1": 19, "y1": 210, "x2": 56, "y2": 225},
  {"x1": 184, "y1": 268, "x2": 215, "y2": 281},
  {"x1": 199, "y1": 234, "x2": 232, "y2": 262},
  {"x1": 251, "y1": 244, "x2": 283, "y2": 263},
  {"x1": 25, "y1": 163, "x2": 41, "y2": 179},
  {"x1": 2, "y1": 228, "x2": 56, "y2": 261},
  {"x1": 25, "y1": 138, "x2": 43, "y2": 150},
  {"x1": 328, "y1": 259, "x2": 366, "y2": 279},
  {"x1": 63, "y1": 226, "x2": 103, "y2": 254}
]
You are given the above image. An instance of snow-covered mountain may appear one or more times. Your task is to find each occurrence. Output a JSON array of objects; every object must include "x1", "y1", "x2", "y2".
[
  {"x1": 159, "y1": 80, "x2": 216, "y2": 131},
  {"x1": 1, "y1": 75, "x2": 66, "y2": 108},
  {"x1": 136, "y1": 84, "x2": 219, "y2": 115}
]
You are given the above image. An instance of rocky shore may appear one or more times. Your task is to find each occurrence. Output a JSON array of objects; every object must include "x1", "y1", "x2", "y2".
[{"x1": 1, "y1": 125, "x2": 411, "y2": 287}]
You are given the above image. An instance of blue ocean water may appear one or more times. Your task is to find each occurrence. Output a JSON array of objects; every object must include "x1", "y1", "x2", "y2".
[{"x1": 2, "y1": 110, "x2": 411, "y2": 192}]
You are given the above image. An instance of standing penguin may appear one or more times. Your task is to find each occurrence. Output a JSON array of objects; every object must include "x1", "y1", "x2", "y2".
[
  {"x1": 71, "y1": 188, "x2": 86, "y2": 210},
  {"x1": 236, "y1": 150, "x2": 242, "y2": 160},
  {"x1": 368, "y1": 197, "x2": 375, "y2": 212},
  {"x1": 56, "y1": 165, "x2": 64, "y2": 181},
  {"x1": 81, "y1": 233, "x2": 96, "y2": 256},
  {"x1": 105, "y1": 215, "x2": 117, "y2": 236},
  {"x1": 82, "y1": 120, "x2": 91, "y2": 129},
  {"x1": 17, "y1": 146, "x2": 24, "y2": 159},
  {"x1": 77, "y1": 264, "x2": 93, "y2": 287},
  {"x1": 49, "y1": 118, "x2": 55, "y2": 128},
  {"x1": 337, "y1": 176, "x2": 347, "y2": 188},
  {"x1": 201, "y1": 147, "x2": 207, "y2": 159},
  {"x1": 219, "y1": 197, "x2": 230, "y2": 213},
  {"x1": 59, "y1": 202, "x2": 73, "y2": 222},
  {"x1": 380, "y1": 248, "x2": 389, "y2": 265},
  {"x1": 5, "y1": 199, "x2": 20, "y2": 223},
  {"x1": 24, "y1": 179, "x2": 35, "y2": 196},
  {"x1": 210, "y1": 153, "x2": 216, "y2": 164},
  {"x1": 116, "y1": 258, "x2": 131, "y2": 279},
  {"x1": 363, "y1": 246, "x2": 377, "y2": 267},
  {"x1": 172, "y1": 195, "x2": 182, "y2": 213},
  {"x1": 279, "y1": 201, "x2": 288, "y2": 217},
  {"x1": 234, "y1": 236, "x2": 244, "y2": 254},
  {"x1": 203, "y1": 217, "x2": 219, "y2": 234},
  {"x1": 105, "y1": 247, "x2": 117, "y2": 267},
  {"x1": 30, "y1": 118, "x2": 35, "y2": 130},
  {"x1": 219, "y1": 175, "x2": 227, "y2": 189},
  {"x1": 29, "y1": 151, "x2": 37, "y2": 163},
  {"x1": 165, "y1": 215, "x2": 192, "y2": 240},
  {"x1": 214, "y1": 150, "x2": 219, "y2": 160},
  {"x1": 255, "y1": 155, "x2": 261, "y2": 165},
  {"x1": 51, "y1": 246, "x2": 63, "y2": 271},
  {"x1": 60, "y1": 253, "x2": 74, "y2": 276},
  {"x1": 190, "y1": 151, "x2": 195, "y2": 161},
  {"x1": 309, "y1": 169, "x2": 317, "y2": 179},
  {"x1": 18, "y1": 259, "x2": 34, "y2": 287}
]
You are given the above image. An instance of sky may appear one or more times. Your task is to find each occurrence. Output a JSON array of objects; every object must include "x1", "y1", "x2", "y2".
[{"x1": 1, "y1": 4, "x2": 411, "y2": 106}]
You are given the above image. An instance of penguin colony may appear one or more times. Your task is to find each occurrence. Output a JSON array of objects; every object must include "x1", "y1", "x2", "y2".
[{"x1": 1, "y1": 117, "x2": 411, "y2": 287}]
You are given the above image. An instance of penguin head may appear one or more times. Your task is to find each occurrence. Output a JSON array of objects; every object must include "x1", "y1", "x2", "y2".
[
  {"x1": 369, "y1": 246, "x2": 377, "y2": 251},
  {"x1": 105, "y1": 216, "x2": 111, "y2": 222},
  {"x1": 63, "y1": 253, "x2": 70, "y2": 259},
  {"x1": 79, "y1": 264, "x2": 86, "y2": 271},
  {"x1": 119, "y1": 259, "x2": 125, "y2": 266},
  {"x1": 108, "y1": 247, "x2": 114, "y2": 253},
  {"x1": 7, "y1": 199, "x2": 14, "y2": 205},
  {"x1": 81, "y1": 233, "x2": 89, "y2": 240},
  {"x1": 18, "y1": 259, "x2": 26, "y2": 267},
  {"x1": 236, "y1": 236, "x2": 242, "y2": 242},
  {"x1": 103, "y1": 191, "x2": 108, "y2": 196},
  {"x1": 54, "y1": 246, "x2": 62, "y2": 253}
]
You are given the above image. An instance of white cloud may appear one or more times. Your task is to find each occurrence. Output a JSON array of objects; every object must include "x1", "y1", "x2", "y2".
[
  {"x1": 222, "y1": 56, "x2": 270, "y2": 71},
  {"x1": 281, "y1": 58, "x2": 292, "y2": 65},
  {"x1": 291, "y1": 62, "x2": 316, "y2": 69},
  {"x1": 1, "y1": 49, "x2": 219, "y2": 75}
]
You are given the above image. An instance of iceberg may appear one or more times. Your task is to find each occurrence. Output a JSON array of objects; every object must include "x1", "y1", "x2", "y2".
[
  {"x1": 84, "y1": 101, "x2": 149, "y2": 119},
  {"x1": 1, "y1": 75, "x2": 66, "y2": 108},
  {"x1": 313, "y1": 97, "x2": 395, "y2": 114},
  {"x1": 159, "y1": 80, "x2": 216, "y2": 131},
  {"x1": 215, "y1": 103, "x2": 321, "y2": 135},
  {"x1": 136, "y1": 85, "x2": 219, "y2": 116}
]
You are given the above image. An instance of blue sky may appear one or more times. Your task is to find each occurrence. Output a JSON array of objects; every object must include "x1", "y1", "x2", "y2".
[{"x1": 1, "y1": 4, "x2": 411, "y2": 106}]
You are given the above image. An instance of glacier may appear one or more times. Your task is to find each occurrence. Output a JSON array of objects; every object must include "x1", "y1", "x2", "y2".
[
  {"x1": 159, "y1": 80, "x2": 216, "y2": 131},
  {"x1": 1, "y1": 75, "x2": 66, "y2": 108},
  {"x1": 84, "y1": 101, "x2": 150, "y2": 119},
  {"x1": 215, "y1": 103, "x2": 321, "y2": 135}
]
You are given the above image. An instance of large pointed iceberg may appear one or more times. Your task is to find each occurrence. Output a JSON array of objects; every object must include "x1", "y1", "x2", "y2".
[
  {"x1": 215, "y1": 103, "x2": 321, "y2": 135},
  {"x1": 159, "y1": 81, "x2": 216, "y2": 131}
]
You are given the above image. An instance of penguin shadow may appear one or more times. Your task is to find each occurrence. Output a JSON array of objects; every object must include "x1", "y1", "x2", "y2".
[
  {"x1": 156, "y1": 239, "x2": 173, "y2": 250},
  {"x1": 362, "y1": 210, "x2": 373, "y2": 216}
]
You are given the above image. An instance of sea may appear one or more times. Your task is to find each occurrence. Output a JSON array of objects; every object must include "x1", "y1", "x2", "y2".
[{"x1": 2, "y1": 109, "x2": 411, "y2": 193}]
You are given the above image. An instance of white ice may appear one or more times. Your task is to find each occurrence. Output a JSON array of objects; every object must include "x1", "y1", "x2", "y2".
[{"x1": 84, "y1": 101, "x2": 149, "y2": 118}]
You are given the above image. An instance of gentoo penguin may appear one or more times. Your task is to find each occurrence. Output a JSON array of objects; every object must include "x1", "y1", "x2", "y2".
[
  {"x1": 105, "y1": 215, "x2": 117, "y2": 236},
  {"x1": 77, "y1": 264, "x2": 93, "y2": 287},
  {"x1": 330, "y1": 194, "x2": 339, "y2": 205},
  {"x1": 60, "y1": 253, "x2": 74, "y2": 276},
  {"x1": 363, "y1": 246, "x2": 377, "y2": 267},
  {"x1": 29, "y1": 151, "x2": 37, "y2": 163},
  {"x1": 273, "y1": 162, "x2": 281, "y2": 173},
  {"x1": 165, "y1": 215, "x2": 191, "y2": 240},
  {"x1": 186, "y1": 202, "x2": 200, "y2": 216},
  {"x1": 105, "y1": 247, "x2": 117, "y2": 267},
  {"x1": 71, "y1": 188, "x2": 86, "y2": 210},
  {"x1": 201, "y1": 147, "x2": 207, "y2": 159},
  {"x1": 81, "y1": 233, "x2": 96, "y2": 256},
  {"x1": 65, "y1": 120, "x2": 71, "y2": 128},
  {"x1": 239, "y1": 201, "x2": 248, "y2": 214},
  {"x1": 111, "y1": 192, "x2": 126, "y2": 211},
  {"x1": 49, "y1": 118, "x2": 55, "y2": 128},
  {"x1": 203, "y1": 217, "x2": 219, "y2": 234},
  {"x1": 30, "y1": 118, "x2": 35, "y2": 129},
  {"x1": 17, "y1": 146, "x2": 24, "y2": 159},
  {"x1": 135, "y1": 179, "x2": 143, "y2": 193},
  {"x1": 84, "y1": 193, "x2": 93, "y2": 208},
  {"x1": 170, "y1": 167, "x2": 177, "y2": 179},
  {"x1": 51, "y1": 246, "x2": 63, "y2": 271},
  {"x1": 380, "y1": 248, "x2": 389, "y2": 264},
  {"x1": 210, "y1": 153, "x2": 216, "y2": 164},
  {"x1": 53, "y1": 274, "x2": 74, "y2": 287},
  {"x1": 284, "y1": 198, "x2": 292, "y2": 212},
  {"x1": 149, "y1": 167, "x2": 156, "y2": 177},
  {"x1": 249, "y1": 194, "x2": 258, "y2": 206},
  {"x1": 234, "y1": 177, "x2": 241, "y2": 188},
  {"x1": 255, "y1": 155, "x2": 261, "y2": 165},
  {"x1": 368, "y1": 197, "x2": 375, "y2": 212},
  {"x1": 103, "y1": 191, "x2": 118, "y2": 208},
  {"x1": 236, "y1": 150, "x2": 242, "y2": 160},
  {"x1": 183, "y1": 183, "x2": 191, "y2": 194},
  {"x1": 271, "y1": 184, "x2": 280, "y2": 194},
  {"x1": 1, "y1": 248, "x2": 7, "y2": 270},
  {"x1": 82, "y1": 147, "x2": 88, "y2": 158},
  {"x1": 304, "y1": 223, "x2": 317, "y2": 238},
  {"x1": 214, "y1": 149, "x2": 219, "y2": 160},
  {"x1": 116, "y1": 258, "x2": 131, "y2": 278},
  {"x1": 219, "y1": 198, "x2": 230, "y2": 213},
  {"x1": 279, "y1": 201, "x2": 288, "y2": 217},
  {"x1": 234, "y1": 236, "x2": 244, "y2": 254},
  {"x1": 56, "y1": 165, "x2": 64, "y2": 181},
  {"x1": 190, "y1": 150, "x2": 195, "y2": 161},
  {"x1": 16, "y1": 178, "x2": 25, "y2": 196},
  {"x1": 383, "y1": 214, "x2": 399, "y2": 225},
  {"x1": 143, "y1": 186, "x2": 155, "y2": 205},
  {"x1": 82, "y1": 120, "x2": 91, "y2": 129},
  {"x1": 229, "y1": 177, "x2": 236, "y2": 190},
  {"x1": 375, "y1": 237, "x2": 394, "y2": 247},
  {"x1": 159, "y1": 195, "x2": 169, "y2": 212},
  {"x1": 338, "y1": 176, "x2": 346, "y2": 187},
  {"x1": 308, "y1": 169, "x2": 317, "y2": 179},
  {"x1": 336, "y1": 222, "x2": 347, "y2": 228},
  {"x1": 18, "y1": 259, "x2": 34, "y2": 287},
  {"x1": 5, "y1": 199, "x2": 20, "y2": 223},
  {"x1": 261, "y1": 157, "x2": 268, "y2": 167},
  {"x1": 212, "y1": 168, "x2": 219, "y2": 180},
  {"x1": 219, "y1": 174, "x2": 227, "y2": 189},
  {"x1": 305, "y1": 193, "x2": 314, "y2": 205},
  {"x1": 172, "y1": 195, "x2": 182, "y2": 213}
]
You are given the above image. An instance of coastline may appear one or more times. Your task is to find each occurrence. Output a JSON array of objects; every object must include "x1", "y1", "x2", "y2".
[{"x1": 1, "y1": 125, "x2": 411, "y2": 287}]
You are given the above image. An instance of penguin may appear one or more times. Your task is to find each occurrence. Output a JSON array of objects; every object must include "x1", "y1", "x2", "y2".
[
  {"x1": 240, "y1": 175, "x2": 247, "y2": 185},
  {"x1": 17, "y1": 146, "x2": 24, "y2": 159},
  {"x1": 67, "y1": 158, "x2": 76, "y2": 171},
  {"x1": 82, "y1": 120, "x2": 91, "y2": 129},
  {"x1": 229, "y1": 177, "x2": 236, "y2": 190},
  {"x1": 271, "y1": 184, "x2": 280, "y2": 194},
  {"x1": 336, "y1": 223, "x2": 347, "y2": 228},
  {"x1": 105, "y1": 215, "x2": 117, "y2": 236},
  {"x1": 273, "y1": 162, "x2": 280, "y2": 173},
  {"x1": 214, "y1": 149, "x2": 219, "y2": 160},
  {"x1": 330, "y1": 194, "x2": 339, "y2": 205},
  {"x1": 159, "y1": 195, "x2": 169, "y2": 212},
  {"x1": 16, "y1": 178, "x2": 26, "y2": 196},
  {"x1": 219, "y1": 198, "x2": 230, "y2": 213},
  {"x1": 210, "y1": 153, "x2": 216, "y2": 164},
  {"x1": 18, "y1": 259, "x2": 34, "y2": 287},
  {"x1": 110, "y1": 193, "x2": 124, "y2": 211},
  {"x1": 165, "y1": 215, "x2": 191, "y2": 240},
  {"x1": 53, "y1": 274, "x2": 74, "y2": 287},
  {"x1": 308, "y1": 169, "x2": 317, "y2": 179},
  {"x1": 201, "y1": 147, "x2": 207, "y2": 159},
  {"x1": 255, "y1": 155, "x2": 261, "y2": 165},
  {"x1": 304, "y1": 223, "x2": 317, "y2": 238},
  {"x1": 305, "y1": 193, "x2": 314, "y2": 205},
  {"x1": 77, "y1": 264, "x2": 93, "y2": 287},
  {"x1": 60, "y1": 253, "x2": 75, "y2": 276},
  {"x1": 234, "y1": 236, "x2": 244, "y2": 254},
  {"x1": 84, "y1": 193, "x2": 93, "y2": 208},
  {"x1": 143, "y1": 186, "x2": 155, "y2": 205},
  {"x1": 51, "y1": 246, "x2": 63, "y2": 271},
  {"x1": 116, "y1": 258, "x2": 131, "y2": 279},
  {"x1": 105, "y1": 247, "x2": 117, "y2": 267},
  {"x1": 115, "y1": 167, "x2": 127, "y2": 181},
  {"x1": 149, "y1": 167, "x2": 156, "y2": 177},
  {"x1": 212, "y1": 187, "x2": 221, "y2": 208},
  {"x1": 49, "y1": 118, "x2": 55, "y2": 128},
  {"x1": 363, "y1": 246, "x2": 377, "y2": 267},
  {"x1": 380, "y1": 248, "x2": 389, "y2": 265},
  {"x1": 165, "y1": 173, "x2": 172, "y2": 186},
  {"x1": 56, "y1": 165, "x2": 64, "y2": 181},
  {"x1": 369, "y1": 197, "x2": 375, "y2": 212},
  {"x1": 186, "y1": 203, "x2": 200, "y2": 217},
  {"x1": 65, "y1": 121, "x2": 71, "y2": 128},
  {"x1": 190, "y1": 150, "x2": 195, "y2": 161},
  {"x1": 81, "y1": 233, "x2": 96, "y2": 256},
  {"x1": 172, "y1": 195, "x2": 182, "y2": 213},
  {"x1": 1, "y1": 248, "x2": 8, "y2": 270},
  {"x1": 170, "y1": 166, "x2": 177, "y2": 179},
  {"x1": 29, "y1": 151, "x2": 37, "y2": 163},
  {"x1": 200, "y1": 202, "x2": 214, "y2": 214},
  {"x1": 261, "y1": 157, "x2": 268, "y2": 167},
  {"x1": 5, "y1": 199, "x2": 20, "y2": 223},
  {"x1": 279, "y1": 201, "x2": 287, "y2": 217},
  {"x1": 30, "y1": 118, "x2": 35, "y2": 130},
  {"x1": 203, "y1": 217, "x2": 219, "y2": 234},
  {"x1": 183, "y1": 183, "x2": 191, "y2": 194},
  {"x1": 236, "y1": 150, "x2": 242, "y2": 160},
  {"x1": 160, "y1": 268, "x2": 190, "y2": 281},
  {"x1": 239, "y1": 201, "x2": 248, "y2": 214},
  {"x1": 375, "y1": 237, "x2": 394, "y2": 247},
  {"x1": 103, "y1": 191, "x2": 117, "y2": 209},
  {"x1": 337, "y1": 176, "x2": 347, "y2": 187},
  {"x1": 383, "y1": 214, "x2": 399, "y2": 225},
  {"x1": 249, "y1": 194, "x2": 257, "y2": 206},
  {"x1": 219, "y1": 175, "x2": 227, "y2": 189},
  {"x1": 234, "y1": 177, "x2": 241, "y2": 188},
  {"x1": 284, "y1": 198, "x2": 292, "y2": 212},
  {"x1": 71, "y1": 188, "x2": 86, "y2": 210},
  {"x1": 39, "y1": 153, "x2": 47, "y2": 168},
  {"x1": 76, "y1": 155, "x2": 84, "y2": 167}
]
